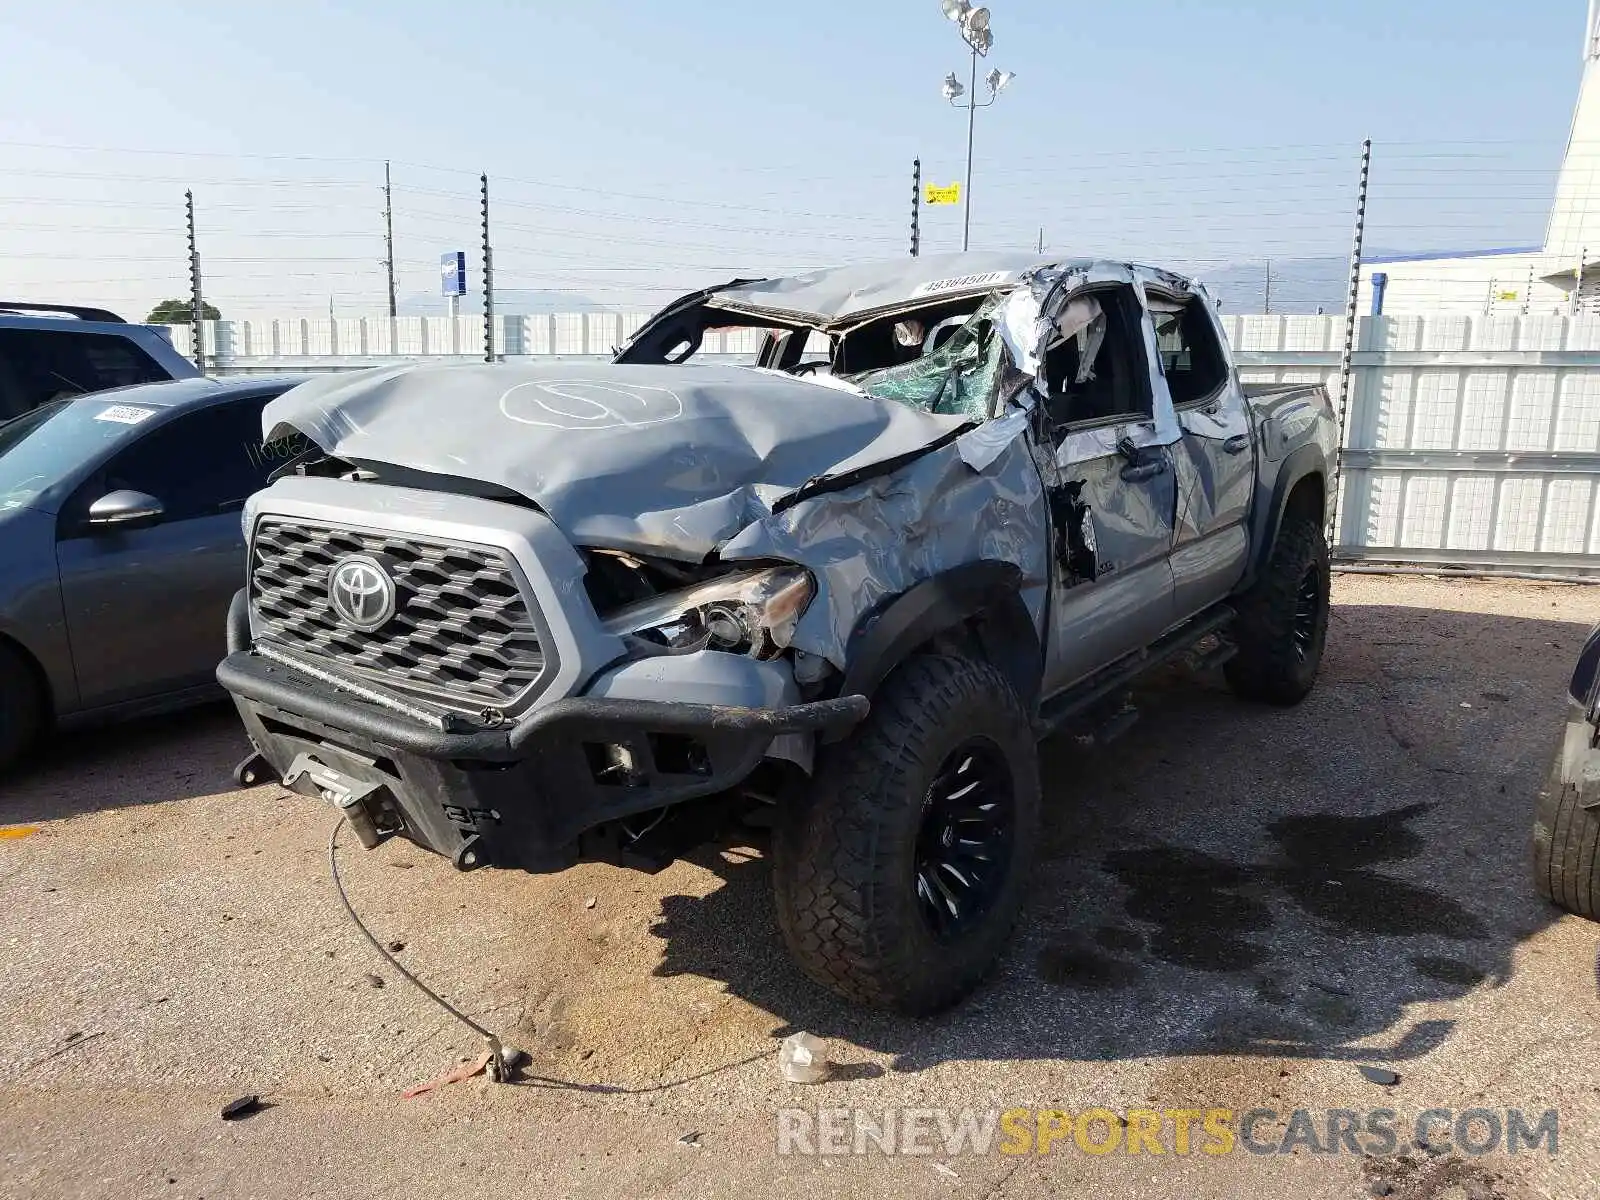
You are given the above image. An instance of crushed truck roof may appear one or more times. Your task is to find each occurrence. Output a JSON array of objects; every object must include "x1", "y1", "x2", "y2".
[{"x1": 703, "y1": 252, "x2": 1083, "y2": 325}]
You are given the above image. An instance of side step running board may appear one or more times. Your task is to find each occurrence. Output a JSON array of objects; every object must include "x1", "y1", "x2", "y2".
[{"x1": 1033, "y1": 605, "x2": 1236, "y2": 741}]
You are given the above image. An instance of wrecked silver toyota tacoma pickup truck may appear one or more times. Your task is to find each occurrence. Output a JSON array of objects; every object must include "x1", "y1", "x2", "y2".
[{"x1": 219, "y1": 253, "x2": 1337, "y2": 1015}]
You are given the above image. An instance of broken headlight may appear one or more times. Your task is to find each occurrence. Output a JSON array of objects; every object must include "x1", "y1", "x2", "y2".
[{"x1": 601, "y1": 566, "x2": 814, "y2": 659}]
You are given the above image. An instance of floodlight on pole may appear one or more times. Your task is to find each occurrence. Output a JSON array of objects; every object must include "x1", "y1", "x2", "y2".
[{"x1": 937, "y1": 3, "x2": 1012, "y2": 251}]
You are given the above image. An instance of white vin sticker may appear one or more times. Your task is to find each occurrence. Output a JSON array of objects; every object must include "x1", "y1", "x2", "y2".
[
  {"x1": 910, "y1": 271, "x2": 1015, "y2": 298},
  {"x1": 94, "y1": 405, "x2": 159, "y2": 425}
]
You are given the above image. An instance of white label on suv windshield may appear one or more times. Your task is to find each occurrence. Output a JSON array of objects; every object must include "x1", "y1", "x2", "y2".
[
  {"x1": 94, "y1": 404, "x2": 158, "y2": 425},
  {"x1": 910, "y1": 271, "x2": 1014, "y2": 297}
]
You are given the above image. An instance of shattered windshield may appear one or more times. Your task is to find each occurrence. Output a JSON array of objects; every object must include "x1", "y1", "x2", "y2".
[{"x1": 843, "y1": 297, "x2": 1007, "y2": 421}]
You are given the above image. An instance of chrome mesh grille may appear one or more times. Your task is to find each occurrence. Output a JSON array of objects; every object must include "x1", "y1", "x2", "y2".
[{"x1": 249, "y1": 518, "x2": 544, "y2": 711}]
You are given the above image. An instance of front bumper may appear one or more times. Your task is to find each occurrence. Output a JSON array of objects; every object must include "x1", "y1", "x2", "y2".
[{"x1": 219, "y1": 649, "x2": 867, "y2": 873}]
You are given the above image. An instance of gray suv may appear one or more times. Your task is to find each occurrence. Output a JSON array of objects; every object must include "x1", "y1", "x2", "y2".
[
  {"x1": 0, "y1": 302, "x2": 199, "y2": 420},
  {"x1": 219, "y1": 254, "x2": 1337, "y2": 1013}
]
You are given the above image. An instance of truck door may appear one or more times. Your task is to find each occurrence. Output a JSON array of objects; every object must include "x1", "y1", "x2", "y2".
[
  {"x1": 1038, "y1": 282, "x2": 1178, "y2": 692},
  {"x1": 1149, "y1": 291, "x2": 1255, "y2": 617}
]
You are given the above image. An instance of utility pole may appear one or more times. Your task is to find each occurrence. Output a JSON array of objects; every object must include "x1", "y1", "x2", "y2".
[
  {"x1": 1329, "y1": 138, "x2": 1373, "y2": 553},
  {"x1": 383, "y1": 161, "x2": 397, "y2": 321},
  {"x1": 910, "y1": 158, "x2": 922, "y2": 258},
  {"x1": 962, "y1": 46, "x2": 977, "y2": 252},
  {"x1": 185, "y1": 190, "x2": 204, "y2": 372},
  {"x1": 481, "y1": 173, "x2": 494, "y2": 363},
  {"x1": 1264, "y1": 260, "x2": 1273, "y2": 315}
]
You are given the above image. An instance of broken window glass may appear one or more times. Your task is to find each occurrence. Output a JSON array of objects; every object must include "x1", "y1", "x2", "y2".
[
  {"x1": 1148, "y1": 296, "x2": 1230, "y2": 406},
  {"x1": 844, "y1": 298, "x2": 1007, "y2": 421}
]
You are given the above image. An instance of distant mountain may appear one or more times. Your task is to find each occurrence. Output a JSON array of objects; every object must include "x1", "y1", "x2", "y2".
[
  {"x1": 398, "y1": 289, "x2": 609, "y2": 316},
  {"x1": 1187, "y1": 256, "x2": 1349, "y2": 315}
]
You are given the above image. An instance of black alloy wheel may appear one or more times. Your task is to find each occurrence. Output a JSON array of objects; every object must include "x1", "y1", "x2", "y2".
[
  {"x1": 1292, "y1": 564, "x2": 1323, "y2": 662},
  {"x1": 913, "y1": 737, "x2": 1016, "y2": 940}
]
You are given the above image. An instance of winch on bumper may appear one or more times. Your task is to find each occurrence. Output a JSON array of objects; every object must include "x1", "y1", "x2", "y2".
[{"x1": 220, "y1": 638, "x2": 866, "y2": 874}]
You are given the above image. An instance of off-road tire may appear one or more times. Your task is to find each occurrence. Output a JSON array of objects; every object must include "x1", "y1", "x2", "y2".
[
  {"x1": 0, "y1": 642, "x2": 44, "y2": 776},
  {"x1": 1533, "y1": 740, "x2": 1600, "y2": 919},
  {"x1": 1225, "y1": 508, "x2": 1330, "y2": 706},
  {"x1": 772, "y1": 653, "x2": 1040, "y2": 1015}
]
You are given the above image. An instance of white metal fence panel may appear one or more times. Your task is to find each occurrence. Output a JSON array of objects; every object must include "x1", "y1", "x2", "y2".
[
  {"x1": 177, "y1": 311, "x2": 831, "y2": 371},
  {"x1": 1225, "y1": 313, "x2": 1600, "y2": 576},
  {"x1": 163, "y1": 310, "x2": 1600, "y2": 576}
]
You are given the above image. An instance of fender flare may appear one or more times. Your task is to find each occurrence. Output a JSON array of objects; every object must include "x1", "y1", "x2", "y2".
[
  {"x1": 834, "y1": 561, "x2": 1042, "y2": 730},
  {"x1": 226, "y1": 588, "x2": 251, "y2": 655},
  {"x1": 1245, "y1": 444, "x2": 1328, "y2": 584}
]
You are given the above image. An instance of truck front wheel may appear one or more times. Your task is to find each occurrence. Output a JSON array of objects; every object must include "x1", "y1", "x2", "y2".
[
  {"x1": 772, "y1": 653, "x2": 1040, "y2": 1016},
  {"x1": 1225, "y1": 507, "x2": 1330, "y2": 706}
]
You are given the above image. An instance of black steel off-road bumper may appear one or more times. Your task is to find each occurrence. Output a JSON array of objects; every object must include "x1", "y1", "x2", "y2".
[{"x1": 218, "y1": 650, "x2": 868, "y2": 874}]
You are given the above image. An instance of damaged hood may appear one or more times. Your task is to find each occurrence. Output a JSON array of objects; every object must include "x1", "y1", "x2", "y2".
[{"x1": 262, "y1": 361, "x2": 972, "y2": 560}]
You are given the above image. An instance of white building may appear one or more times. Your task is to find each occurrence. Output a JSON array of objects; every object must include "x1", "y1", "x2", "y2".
[{"x1": 1359, "y1": 1, "x2": 1600, "y2": 316}]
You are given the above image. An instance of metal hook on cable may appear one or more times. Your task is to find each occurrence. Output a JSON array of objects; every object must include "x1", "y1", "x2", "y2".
[{"x1": 327, "y1": 815, "x2": 521, "y2": 1084}]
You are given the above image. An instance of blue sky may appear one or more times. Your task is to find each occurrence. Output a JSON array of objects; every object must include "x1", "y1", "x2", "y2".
[{"x1": 0, "y1": 0, "x2": 1588, "y2": 316}]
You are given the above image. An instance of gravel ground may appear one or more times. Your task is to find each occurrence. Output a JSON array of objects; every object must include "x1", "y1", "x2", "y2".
[{"x1": 1, "y1": 574, "x2": 1597, "y2": 1200}]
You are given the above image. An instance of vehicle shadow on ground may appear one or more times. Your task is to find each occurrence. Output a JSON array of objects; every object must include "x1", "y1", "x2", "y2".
[
  {"x1": 649, "y1": 602, "x2": 1585, "y2": 1071},
  {"x1": 0, "y1": 702, "x2": 249, "y2": 824}
]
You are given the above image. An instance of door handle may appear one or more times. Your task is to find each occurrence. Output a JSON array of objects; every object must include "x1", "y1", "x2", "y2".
[
  {"x1": 1120, "y1": 460, "x2": 1167, "y2": 483},
  {"x1": 1223, "y1": 434, "x2": 1252, "y2": 455}
]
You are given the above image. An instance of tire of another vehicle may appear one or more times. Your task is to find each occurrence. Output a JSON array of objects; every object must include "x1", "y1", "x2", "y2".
[
  {"x1": 0, "y1": 641, "x2": 44, "y2": 776},
  {"x1": 1533, "y1": 741, "x2": 1600, "y2": 919},
  {"x1": 772, "y1": 653, "x2": 1041, "y2": 1016},
  {"x1": 1225, "y1": 506, "x2": 1331, "y2": 706}
]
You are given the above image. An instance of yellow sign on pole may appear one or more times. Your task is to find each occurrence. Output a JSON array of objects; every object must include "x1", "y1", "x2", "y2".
[{"x1": 924, "y1": 183, "x2": 962, "y2": 206}]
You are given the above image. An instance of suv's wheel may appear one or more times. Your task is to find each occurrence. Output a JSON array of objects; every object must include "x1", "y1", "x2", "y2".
[
  {"x1": 1533, "y1": 736, "x2": 1600, "y2": 919},
  {"x1": 772, "y1": 653, "x2": 1040, "y2": 1015},
  {"x1": 0, "y1": 642, "x2": 44, "y2": 776},
  {"x1": 1225, "y1": 506, "x2": 1330, "y2": 705}
]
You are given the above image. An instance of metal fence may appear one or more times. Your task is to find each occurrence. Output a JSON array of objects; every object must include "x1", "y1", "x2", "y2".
[
  {"x1": 165, "y1": 309, "x2": 1600, "y2": 578},
  {"x1": 19, "y1": 137, "x2": 1578, "y2": 329},
  {"x1": 1226, "y1": 313, "x2": 1600, "y2": 578},
  {"x1": 171, "y1": 313, "x2": 732, "y2": 372}
]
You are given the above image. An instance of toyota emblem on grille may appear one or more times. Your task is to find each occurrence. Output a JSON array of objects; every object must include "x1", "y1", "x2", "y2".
[{"x1": 327, "y1": 555, "x2": 397, "y2": 631}]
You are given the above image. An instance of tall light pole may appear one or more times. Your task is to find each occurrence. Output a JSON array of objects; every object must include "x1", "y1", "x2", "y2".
[{"x1": 939, "y1": 0, "x2": 1014, "y2": 251}]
